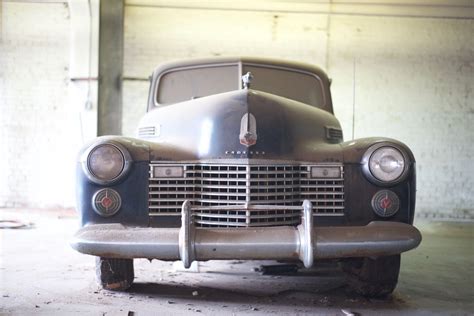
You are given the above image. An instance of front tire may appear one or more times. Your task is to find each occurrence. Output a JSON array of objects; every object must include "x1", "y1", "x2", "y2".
[
  {"x1": 343, "y1": 255, "x2": 400, "y2": 298},
  {"x1": 95, "y1": 257, "x2": 134, "y2": 291}
]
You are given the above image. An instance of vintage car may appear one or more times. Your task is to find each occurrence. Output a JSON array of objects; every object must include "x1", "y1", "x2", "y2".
[{"x1": 72, "y1": 57, "x2": 421, "y2": 297}]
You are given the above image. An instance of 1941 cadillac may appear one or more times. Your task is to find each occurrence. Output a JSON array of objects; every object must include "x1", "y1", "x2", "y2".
[{"x1": 72, "y1": 57, "x2": 421, "y2": 297}]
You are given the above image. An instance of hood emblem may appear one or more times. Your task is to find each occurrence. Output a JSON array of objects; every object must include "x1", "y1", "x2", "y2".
[
  {"x1": 242, "y1": 72, "x2": 254, "y2": 89},
  {"x1": 239, "y1": 113, "x2": 257, "y2": 147}
]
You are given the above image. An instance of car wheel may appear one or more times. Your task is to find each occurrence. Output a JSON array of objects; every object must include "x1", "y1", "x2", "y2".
[
  {"x1": 95, "y1": 257, "x2": 134, "y2": 291},
  {"x1": 342, "y1": 254, "x2": 400, "y2": 298}
]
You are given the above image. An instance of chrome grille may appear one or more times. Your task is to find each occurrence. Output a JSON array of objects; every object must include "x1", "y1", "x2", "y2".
[{"x1": 149, "y1": 163, "x2": 344, "y2": 227}]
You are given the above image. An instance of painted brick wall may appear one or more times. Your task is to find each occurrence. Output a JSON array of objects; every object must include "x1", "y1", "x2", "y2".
[
  {"x1": 328, "y1": 16, "x2": 474, "y2": 219},
  {"x1": 0, "y1": 2, "x2": 81, "y2": 208},
  {"x1": 1, "y1": 2, "x2": 472, "y2": 219},
  {"x1": 122, "y1": 6, "x2": 474, "y2": 219}
]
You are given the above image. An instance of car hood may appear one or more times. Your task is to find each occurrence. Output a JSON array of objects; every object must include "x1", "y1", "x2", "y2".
[{"x1": 138, "y1": 89, "x2": 343, "y2": 162}]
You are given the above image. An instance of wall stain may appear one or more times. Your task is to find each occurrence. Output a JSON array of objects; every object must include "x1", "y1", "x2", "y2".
[{"x1": 272, "y1": 15, "x2": 279, "y2": 41}]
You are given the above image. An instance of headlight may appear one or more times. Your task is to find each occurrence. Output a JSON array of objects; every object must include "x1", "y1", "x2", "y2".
[
  {"x1": 82, "y1": 142, "x2": 132, "y2": 185},
  {"x1": 369, "y1": 147, "x2": 405, "y2": 182},
  {"x1": 362, "y1": 144, "x2": 409, "y2": 185}
]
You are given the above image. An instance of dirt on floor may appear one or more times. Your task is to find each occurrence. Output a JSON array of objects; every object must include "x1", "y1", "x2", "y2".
[{"x1": 0, "y1": 209, "x2": 473, "y2": 315}]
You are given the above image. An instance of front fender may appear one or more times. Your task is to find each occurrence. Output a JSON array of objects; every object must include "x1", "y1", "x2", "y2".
[{"x1": 340, "y1": 137, "x2": 417, "y2": 225}]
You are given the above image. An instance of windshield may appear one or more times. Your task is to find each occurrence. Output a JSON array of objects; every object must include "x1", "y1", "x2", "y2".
[
  {"x1": 155, "y1": 61, "x2": 327, "y2": 110},
  {"x1": 242, "y1": 64, "x2": 325, "y2": 108},
  {"x1": 157, "y1": 65, "x2": 239, "y2": 104}
]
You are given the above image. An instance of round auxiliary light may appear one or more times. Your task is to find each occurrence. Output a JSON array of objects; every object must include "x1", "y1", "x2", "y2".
[
  {"x1": 92, "y1": 188, "x2": 122, "y2": 217},
  {"x1": 84, "y1": 142, "x2": 131, "y2": 185},
  {"x1": 371, "y1": 190, "x2": 400, "y2": 217}
]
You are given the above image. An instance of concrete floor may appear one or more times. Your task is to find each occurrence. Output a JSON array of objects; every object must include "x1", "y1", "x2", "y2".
[{"x1": 0, "y1": 209, "x2": 473, "y2": 315}]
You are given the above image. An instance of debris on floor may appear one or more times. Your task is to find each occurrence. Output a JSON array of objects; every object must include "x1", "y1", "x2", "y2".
[
  {"x1": 259, "y1": 264, "x2": 299, "y2": 275},
  {"x1": 0, "y1": 220, "x2": 35, "y2": 229},
  {"x1": 341, "y1": 309, "x2": 359, "y2": 316},
  {"x1": 1, "y1": 211, "x2": 473, "y2": 315}
]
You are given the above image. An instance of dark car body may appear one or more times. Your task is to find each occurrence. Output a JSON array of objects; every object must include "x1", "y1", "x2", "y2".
[{"x1": 72, "y1": 57, "x2": 421, "y2": 296}]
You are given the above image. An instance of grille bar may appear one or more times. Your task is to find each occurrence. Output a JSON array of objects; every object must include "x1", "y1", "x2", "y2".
[
  {"x1": 195, "y1": 220, "x2": 301, "y2": 227},
  {"x1": 149, "y1": 162, "x2": 345, "y2": 228}
]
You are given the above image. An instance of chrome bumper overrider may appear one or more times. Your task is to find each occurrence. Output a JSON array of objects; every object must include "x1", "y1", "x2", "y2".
[{"x1": 71, "y1": 200, "x2": 422, "y2": 268}]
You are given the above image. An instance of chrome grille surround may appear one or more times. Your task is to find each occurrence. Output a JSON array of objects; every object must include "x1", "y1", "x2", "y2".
[{"x1": 149, "y1": 161, "x2": 344, "y2": 228}]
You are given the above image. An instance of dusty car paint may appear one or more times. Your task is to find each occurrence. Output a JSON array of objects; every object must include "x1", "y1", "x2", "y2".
[{"x1": 72, "y1": 57, "x2": 421, "y2": 294}]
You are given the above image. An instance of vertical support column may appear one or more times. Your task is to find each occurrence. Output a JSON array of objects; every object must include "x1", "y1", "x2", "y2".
[{"x1": 98, "y1": 0, "x2": 124, "y2": 136}]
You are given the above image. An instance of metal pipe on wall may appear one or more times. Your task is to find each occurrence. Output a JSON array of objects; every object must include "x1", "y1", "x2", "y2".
[{"x1": 124, "y1": 0, "x2": 474, "y2": 20}]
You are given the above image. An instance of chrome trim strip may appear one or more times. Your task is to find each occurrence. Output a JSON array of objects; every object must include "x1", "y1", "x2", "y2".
[
  {"x1": 150, "y1": 159, "x2": 342, "y2": 165},
  {"x1": 148, "y1": 212, "x2": 345, "y2": 217}
]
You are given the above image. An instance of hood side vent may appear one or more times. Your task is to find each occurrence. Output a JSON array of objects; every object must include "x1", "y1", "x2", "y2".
[
  {"x1": 138, "y1": 125, "x2": 159, "y2": 138},
  {"x1": 325, "y1": 126, "x2": 343, "y2": 143}
]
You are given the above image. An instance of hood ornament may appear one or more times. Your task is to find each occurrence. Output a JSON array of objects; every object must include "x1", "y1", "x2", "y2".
[
  {"x1": 242, "y1": 72, "x2": 254, "y2": 89},
  {"x1": 239, "y1": 113, "x2": 257, "y2": 147}
]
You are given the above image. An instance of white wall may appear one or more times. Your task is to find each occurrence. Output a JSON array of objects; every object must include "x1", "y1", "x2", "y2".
[
  {"x1": 122, "y1": 3, "x2": 474, "y2": 219},
  {"x1": 68, "y1": 0, "x2": 100, "y2": 143},
  {"x1": 328, "y1": 16, "x2": 474, "y2": 219},
  {"x1": 0, "y1": 2, "x2": 80, "y2": 208},
  {"x1": 0, "y1": 1, "x2": 472, "y2": 219}
]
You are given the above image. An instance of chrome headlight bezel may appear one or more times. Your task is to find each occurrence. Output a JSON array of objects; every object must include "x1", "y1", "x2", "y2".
[
  {"x1": 81, "y1": 142, "x2": 132, "y2": 185},
  {"x1": 361, "y1": 143, "x2": 410, "y2": 186}
]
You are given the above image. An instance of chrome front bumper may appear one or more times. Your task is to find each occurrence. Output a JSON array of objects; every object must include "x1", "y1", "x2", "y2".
[{"x1": 71, "y1": 200, "x2": 422, "y2": 268}]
